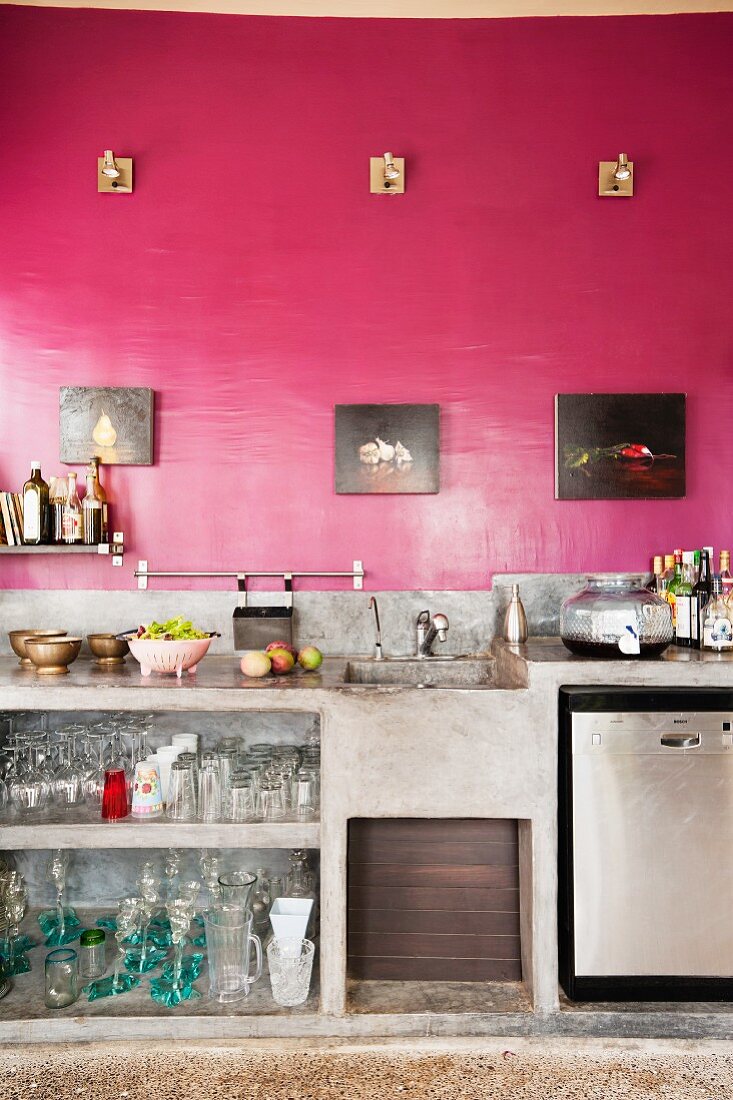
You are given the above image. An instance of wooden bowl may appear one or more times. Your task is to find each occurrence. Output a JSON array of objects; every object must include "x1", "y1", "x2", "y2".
[
  {"x1": 8, "y1": 629, "x2": 68, "y2": 668},
  {"x1": 25, "y1": 636, "x2": 82, "y2": 676},
  {"x1": 87, "y1": 633, "x2": 130, "y2": 666}
]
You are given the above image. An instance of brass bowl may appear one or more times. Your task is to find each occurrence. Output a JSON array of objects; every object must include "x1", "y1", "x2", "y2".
[
  {"x1": 25, "y1": 636, "x2": 82, "y2": 676},
  {"x1": 8, "y1": 629, "x2": 68, "y2": 668},
  {"x1": 87, "y1": 633, "x2": 129, "y2": 665}
]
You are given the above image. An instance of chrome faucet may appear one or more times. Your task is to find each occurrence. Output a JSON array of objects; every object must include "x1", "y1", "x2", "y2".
[
  {"x1": 369, "y1": 596, "x2": 384, "y2": 660},
  {"x1": 416, "y1": 609, "x2": 449, "y2": 657}
]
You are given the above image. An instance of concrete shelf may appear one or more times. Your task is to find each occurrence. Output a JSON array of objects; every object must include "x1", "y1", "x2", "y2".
[{"x1": 0, "y1": 810, "x2": 320, "y2": 850}]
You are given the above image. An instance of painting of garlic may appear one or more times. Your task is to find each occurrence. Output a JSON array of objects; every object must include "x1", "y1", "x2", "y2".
[
  {"x1": 336, "y1": 404, "x2": 439, "y2": 494},
  {"x1": 60, "y1": 387, "x2": 154, "y2": 465}
]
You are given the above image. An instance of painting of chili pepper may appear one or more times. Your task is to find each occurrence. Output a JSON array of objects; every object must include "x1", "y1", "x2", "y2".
[{"x1": 555, "y1": 393, "x2": 686, "y2": 500}]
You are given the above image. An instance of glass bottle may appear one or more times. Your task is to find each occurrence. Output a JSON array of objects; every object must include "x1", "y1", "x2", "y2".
[
  {"x1": 674, "y1": 552, "x2": 694, "y2": 648},
  {"x1": 286, "y1": 850, "x2": 315, "y2": 900},
  {"x1": 62, "y1": 473, "x2": 82, "y2": 544},
  {"x1": 720, "y1": 551, "x2": 732, "y2": 604},
  {"x1": 658, "y1": 554, "x2": 676, "y2": 599},
  {"x1": 22, "y1": 461, "x2": 49, "y2": 545},
  {"x1": 648, "y1": 556, "x2": 664, "y2": 593},
  {"x1": 665, "y1": 550, "x2": 683, "y2": 631},
  {"x1": 82, "y1": 467, "x2": 102, "y2": 546},
  {"x1": 89, "y1": 457, "x2": 109, "y2": 544},
  {"x1": 79, "y1": 929, "x2": 106, "y2": 979},
  {"x1": 48, "y1": 477, "x2": 68, "y2": 544},
  {"x1": 691, "y1": 549, "x2": 712, "y2": 649},
  {"x1": 701, "y1": 577, "x2": 733, "y2": 652}
]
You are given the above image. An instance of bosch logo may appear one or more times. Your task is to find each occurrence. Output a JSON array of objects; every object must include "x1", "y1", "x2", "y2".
[{"x1": 673, "y1": 719, "x2": 689, "y2": 725}]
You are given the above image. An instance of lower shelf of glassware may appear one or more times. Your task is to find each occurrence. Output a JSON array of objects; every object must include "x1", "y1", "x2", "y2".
[{"x1": 0, "y1": 909, "x2": 319, "y2": 1030}]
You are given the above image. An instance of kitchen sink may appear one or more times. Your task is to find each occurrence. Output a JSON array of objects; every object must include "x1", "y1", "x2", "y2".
[{"x1": 344, "y1": 655, "x2": 494, "y2": 688}]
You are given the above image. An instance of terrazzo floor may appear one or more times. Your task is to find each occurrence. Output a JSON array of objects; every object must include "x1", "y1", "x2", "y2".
[{"x1": 2, "y1": 1038, "x2": 733, "y2": 1100}]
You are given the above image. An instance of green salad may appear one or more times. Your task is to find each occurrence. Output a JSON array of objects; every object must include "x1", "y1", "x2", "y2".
[{"x1": 135, "y1": 617, "x2": 209, "y2": 641}]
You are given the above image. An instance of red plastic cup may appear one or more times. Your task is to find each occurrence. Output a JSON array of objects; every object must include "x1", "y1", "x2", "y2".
[{"x1": 101, "y1": 767, "x2": 129, "y2": 820}]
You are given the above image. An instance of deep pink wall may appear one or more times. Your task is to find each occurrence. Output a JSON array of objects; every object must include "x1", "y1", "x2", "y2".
[{"x1": 1, "y1": 7, "x2": 732, "y2": 591}]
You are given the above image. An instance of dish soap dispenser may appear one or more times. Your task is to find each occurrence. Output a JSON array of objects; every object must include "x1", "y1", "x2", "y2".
[{"x1": 503, "y1": 583, "x2": 528, "y2": 644}]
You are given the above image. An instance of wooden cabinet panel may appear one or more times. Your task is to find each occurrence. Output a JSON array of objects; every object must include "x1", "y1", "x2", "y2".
[{"x1": 347, "y1": 818, "x2": 521, "y2": 984}]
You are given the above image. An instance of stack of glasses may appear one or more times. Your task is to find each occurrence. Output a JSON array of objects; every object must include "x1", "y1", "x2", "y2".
[{"x1": 166, "y1": 738, "x2": 320, "y2": 823}]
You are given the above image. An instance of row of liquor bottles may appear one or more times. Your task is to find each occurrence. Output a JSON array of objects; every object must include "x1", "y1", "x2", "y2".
[
  {"x1": 21, "y1": 459, "x2": 110, "y2": 546},
  {"x1": 649, "y1": 549, "x2": 732, "y2": 650}
]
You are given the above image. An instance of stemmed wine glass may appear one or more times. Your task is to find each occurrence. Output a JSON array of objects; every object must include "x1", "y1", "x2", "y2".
[
  {"x1": 2, "y1": 879, "x2": 30, "y2": 975},
  {"x1": 8, "y1": 735, "x2": 49, "y2": 815},
  {"x1": 126, "y1": 863, "x2": 167, "y2": 973},
  {"x1": 83, "y1": 898, "x2": 143, "y2": 1000},
  {"x1": 52, "y1": 733, "x2": 85, "y2": 811},
  {"x1": 150, "y1": 897, "x2": 201, "y2": 1007},
  {"x1": 38, "y1": 850, "x2": 80, "y2": 945}
]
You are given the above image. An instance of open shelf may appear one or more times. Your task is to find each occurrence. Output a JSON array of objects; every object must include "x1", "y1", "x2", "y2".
[
  {"x1": 0, "y1": 909, "x2": 319, "y2": 1040},
  {"x1": 0, "y1": 544, "x2": 99, "y2": 554},
  {"x1": 0, "y1": 809, "x2": 320, "y2": 849}
]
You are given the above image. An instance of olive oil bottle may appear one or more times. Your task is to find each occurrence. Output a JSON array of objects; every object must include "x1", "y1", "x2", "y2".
[{"x1": 22, "y1": 461, "x2": 49, "y2": 544}]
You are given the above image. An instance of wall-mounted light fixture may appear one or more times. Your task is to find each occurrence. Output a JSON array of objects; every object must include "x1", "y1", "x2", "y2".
[
  {"x1": 98, "y1": 149, "x2": 133, "y2": 193},
  {"x1": 370, "y1": 151, "x2": 405, "y2": 194},
  {"x1": 598, "y1": 152, "x2": 633, "y2": 197}
]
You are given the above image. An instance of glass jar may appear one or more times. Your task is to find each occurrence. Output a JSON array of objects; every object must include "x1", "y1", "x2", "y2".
[
  {"x1": 79, "y1": 929, "x2": 106, "y2": 979},
  {"x1": 44, "y1": 947, "x2": 79, "y2": 1008},
  {"x1": 560, "y1": 574, "x2": 673, "y2": 658}
]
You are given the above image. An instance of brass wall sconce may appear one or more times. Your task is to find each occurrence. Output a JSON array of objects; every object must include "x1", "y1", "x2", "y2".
[
  {"x1": 370, "y1": 152, "x2": 405, "y2": 194},
  {"x1": 98, "y1": 149, "x2": 133, "y2": 193},
  {"x1": 599, "y1": 153, "x2": 633, "y2": 197}
]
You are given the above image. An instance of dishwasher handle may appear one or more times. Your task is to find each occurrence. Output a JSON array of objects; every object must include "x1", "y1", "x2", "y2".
[{"x1": 661, "y1": 733, "x2": 701, "y2": 749}]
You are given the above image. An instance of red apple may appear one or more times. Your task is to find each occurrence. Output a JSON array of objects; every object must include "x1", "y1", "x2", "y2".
[
  {"x1": 268, "y1": 647, "x2": 295, "y2": 675},
  {"x1": 265, "y1": 641, "x2": 298, "y2": 661}
]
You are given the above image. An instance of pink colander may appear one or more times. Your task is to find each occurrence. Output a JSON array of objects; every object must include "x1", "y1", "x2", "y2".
[{"x1": 127, "y1": 636, "x2": 213, "y2": 677}]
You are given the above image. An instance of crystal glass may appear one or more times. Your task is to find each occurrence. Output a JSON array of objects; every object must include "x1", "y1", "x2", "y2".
[
  {"x1": 44, "y1": 947, "x2": 79, "y2": 1008},
  {"x1": 203, "y1": 905, "x2": 262, "y2": 1003},
  {"x1": 267, "y1": 938, "x2": 315, "y2": 1006},
  {"x1": 166, "y1": 761, "x2": 197, "y2": 820},
  {"x1": 560, "y1": 574, "x2": 674, "y2": 658}
]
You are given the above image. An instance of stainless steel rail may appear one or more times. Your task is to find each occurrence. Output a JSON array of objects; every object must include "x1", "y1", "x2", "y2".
[{"x1": 135, "y1": 559, "x2": 364, "y2": 590}]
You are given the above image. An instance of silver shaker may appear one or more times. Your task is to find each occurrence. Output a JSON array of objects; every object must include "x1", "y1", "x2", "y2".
[{"x1": 503, "y1": 583, "x2": 528, "y2": 644}]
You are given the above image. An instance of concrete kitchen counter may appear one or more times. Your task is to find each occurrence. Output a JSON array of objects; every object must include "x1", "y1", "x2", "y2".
[{"x1": 1, "y1": 645, "x2": 732, "y2": 1041}]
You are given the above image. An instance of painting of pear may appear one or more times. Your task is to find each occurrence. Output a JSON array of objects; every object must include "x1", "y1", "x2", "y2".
[
  {"x1": 60, "y1": 386, "x2": 153, "y2": 465},
  {"x1": 92, "y1": 411, "x2": 117, "y2": 448}
]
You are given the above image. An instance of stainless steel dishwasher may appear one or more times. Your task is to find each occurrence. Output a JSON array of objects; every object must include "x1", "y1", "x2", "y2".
[{"x1": 559, "y1": 687, "x2": 733, "y2": 1001}]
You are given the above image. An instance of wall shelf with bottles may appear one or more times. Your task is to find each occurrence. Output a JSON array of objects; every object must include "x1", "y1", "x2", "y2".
[{"x1": 0, "y1": 533, "x2": 124, "y2": 565}]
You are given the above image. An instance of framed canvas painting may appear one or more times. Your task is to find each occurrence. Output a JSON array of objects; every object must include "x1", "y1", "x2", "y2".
[
  {"x1": 555, "y1": 393, "x2": 686, "y2": 500},
  {"x1": 335, "y1": 404, "x2": 440, "y2": 494},
  {"x1": 60, "y1": 387, "x2": 154, "y2": 465}
]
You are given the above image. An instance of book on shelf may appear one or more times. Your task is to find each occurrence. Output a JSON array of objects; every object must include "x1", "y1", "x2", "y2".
[{"x1": 0, "y1": 494, "x2": 16, "y2": 545}]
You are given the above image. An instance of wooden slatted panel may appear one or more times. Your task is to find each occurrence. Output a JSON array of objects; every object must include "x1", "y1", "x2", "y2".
[{"x1": 347, "y1": 818, "x2": 521, "y2": 983}]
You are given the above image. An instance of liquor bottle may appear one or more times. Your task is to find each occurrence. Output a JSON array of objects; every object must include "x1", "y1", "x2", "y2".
[
  {"x1": 659, "y1": 554, "x2": 676, "y2": 598},
  {"x1": 720, "y1": 551, "x2": 732, "y2": 603},
  {"x1": 701, "y1": 576, "x2": 733, "y2": 652},
  {"x1": 82, "y1": 468, "x2": 102, "y2": 546},
  {"x1": 89, "y1": 457, "x2": 109, "y2": 543},
  {"x1": 48, "y1": 477, "x2": 67, "y2": 544},
  {"x1": 648, "y1": 556, "x2": 664, "y2": 593},
  {"x1": 22, "y1": 461, "x2": 49, "y2": 544},
  {"x1": 674, "y1": 552, "x2": 694, "y2": 647},
  {"x1": 692, "y1": 549, "x2": 701, "y2": 587},
  {"x1": 691, "y1": 548, "x2": 712, "y2": 649},
  {"x1": 666, "y1": 550, "x2": 683, "y2": 631},
  {"x1": 62, "y1": 472, "x2": 82, "y2": 544}
]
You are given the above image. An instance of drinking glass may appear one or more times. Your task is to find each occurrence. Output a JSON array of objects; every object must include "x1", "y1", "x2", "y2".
[
  {"x1": 203, "y1": 905, "x2": 262, "y2": 1003},
  {"x1": 83, "y1": 897, "x2": 142, "y2": 1000},
  {"x1": 44, "y1": 947, "x2": 79, "y2": 1008},
  {"x1": 52, "y1": 732, "x2": 85, "y2": 810},
  {"x1": 150, "y1": 898, "x2": 200, "y2": 1007},
  {"x1": 101, "y1": 765, "x2": 129, "y2": 820},
  {"x1": 292, "y1": 769, "x2": 319, "y2": 818},
  {"x1": 8, "y1": 736, "x2": 49, "y2": 815},
  {"x1": 198, "y1": 760, "x2": 221, "y2": 822},
  {"x1": 217, "y1": 871, "x2": 257, "y2": 909},
  {"x1": 166, "y1": 761, "x2": 197, "y2": 821},
  {"x1": 259, "y1": 780, "x2": 285, "y2": 821},
  {"x1": 226, "y1": 777, "x2": 256, "y2": 822},
  {"x1": 39, "y1": 850, "x2": 80, "y2": 945},
  {"x1": 266, "y1": 938, "x2": 315, "y2": 1007}
]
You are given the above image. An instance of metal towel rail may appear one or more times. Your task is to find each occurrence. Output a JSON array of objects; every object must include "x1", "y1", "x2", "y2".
[{"x1": 135, "y1": 559, "x2": 364, "y2": 591}]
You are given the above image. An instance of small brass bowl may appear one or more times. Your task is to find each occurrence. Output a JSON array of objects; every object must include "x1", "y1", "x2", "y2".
[
  {"x1": 8, "y1": 629, "x2": 68, "y2": 668},
  {"x1": 87, "y1": 633, "x2": 129, "y2": 665},
  {"x1": 25, "y1": 636, "x2": 82, "y2": 676}
]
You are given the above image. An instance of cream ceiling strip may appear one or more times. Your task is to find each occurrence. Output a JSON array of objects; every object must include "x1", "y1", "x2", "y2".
[{"x1": 5, "y1": 0, "x2": 733, "y2": 17}]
